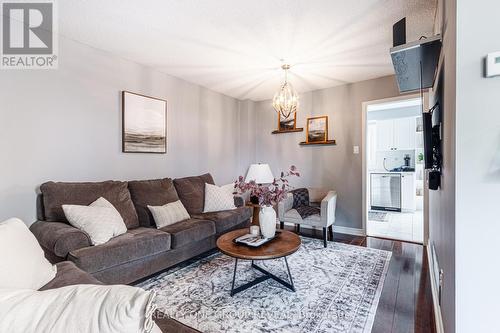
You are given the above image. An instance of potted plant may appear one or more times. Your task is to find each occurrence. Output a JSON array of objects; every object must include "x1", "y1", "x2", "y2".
[{"x1": 234, "y1": 166, "x2": 299, "y2": 238}]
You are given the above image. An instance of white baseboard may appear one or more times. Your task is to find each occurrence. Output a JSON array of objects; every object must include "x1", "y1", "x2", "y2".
[
  {"x1": 282, "y1": 222, "x2": 365, "y2": 236},
  {"x1": 333, "y1": 225, "x2": 366, "y2": 236},
  {"x1": 427, "y1": 245, "x2": 445, "y2": 333}
]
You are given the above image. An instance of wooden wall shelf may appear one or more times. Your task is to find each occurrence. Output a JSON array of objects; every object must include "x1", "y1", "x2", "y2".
[
  {"x1": 299, "y1": 140, "x2": 337, "y2": 146},
  {"x1": 271, "y1": 128, "x2": 304, "y2": 134}
]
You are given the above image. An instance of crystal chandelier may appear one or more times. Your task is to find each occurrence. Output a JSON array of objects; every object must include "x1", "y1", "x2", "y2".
[{"x1": 272, "y1": 64, "x2": 299, "y2": 119}]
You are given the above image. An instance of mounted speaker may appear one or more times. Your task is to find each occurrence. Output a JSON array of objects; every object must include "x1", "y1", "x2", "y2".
[
  {"x1": 393, "y1": 17, "x2": 406, "y2": 47},
  {"x1": 428, "y1": 170, "x2": 441, "y2": 190}
]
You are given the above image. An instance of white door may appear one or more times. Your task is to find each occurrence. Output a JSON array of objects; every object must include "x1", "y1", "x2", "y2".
[{"x1": 376, "y1": 120, "x2": 394, "y2": 151}]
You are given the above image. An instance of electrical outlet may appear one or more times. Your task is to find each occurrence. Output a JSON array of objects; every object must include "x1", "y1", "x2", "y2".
[
  {"x1": 353, "y1": 146, "x2": 359, "y2": 154},
  {"x1": 438, "y1": 269, "x2": 444, "y2": 305},
  {"x1": 486, "y1": 51, "x2": 500, "y2": 77}
]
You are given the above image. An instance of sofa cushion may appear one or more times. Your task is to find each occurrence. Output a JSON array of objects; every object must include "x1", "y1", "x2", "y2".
[
  {"x1": 40, "y1": 181, "x2": 139, "y2": 229},
  {"x1": 148, "y1": 200, "x2": 191, "y2": 229},
  {"x1": 192, "y1": 206, "x2": 252, "y2": 234},
  {"x1": 0, "y1": 284, "x2": 156, "y2": 333},
  {"x1": 39, "y1": 261, "x2": 102, "y2": 291},
  {"x1": 30, "y1": 221, "x2": 91, "y2": 259},
  {"x1": 203, "y1": 183, "x2": 237, "y2": 213},
  {"x1": 68, "y1": 227, "x2": 171, "y2": 273},
  {"x1": 0, "y1": 218, "x2": 57, "y2": 290},
  {"x1": 62, "y1": 197, "x2": 128, "y2": 246},
  {"x1": 159, "y1": 218, "x2": 215, "y2": 249},
  {"x1": 128, "y1": 178, "x2": 179, "y2": 227},
  {"x1": 173, "y1": 173, "x2": 214, "y2": 215}
]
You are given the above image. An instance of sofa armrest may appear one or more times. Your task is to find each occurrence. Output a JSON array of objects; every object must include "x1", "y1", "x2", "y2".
[
  {"x1": 39, "y1": 261, "x2": 102, "y2": 291},
  {"x1": 320, "y1": 191, "x2": 337, "y2": 227},
  {"x1": 278, "y1": 193, "x2": 294, "y2": 221},
  {"x1": 30, "y1": 221, "x2": 91, "y2": 260},
  {"x1": 233, "y1": 195, "x2": 245, "y2": 208}
]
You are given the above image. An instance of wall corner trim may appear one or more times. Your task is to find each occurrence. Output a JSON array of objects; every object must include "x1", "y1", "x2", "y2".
[{"x1": 427, "y1": 245, "x2": 445, "y2": 333}]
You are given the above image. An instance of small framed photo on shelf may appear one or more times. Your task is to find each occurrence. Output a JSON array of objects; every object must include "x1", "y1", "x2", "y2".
[
  {"x1": 306, "y1": 116, "x2": 328, "y2": 143},
  {"x1": 278, "y1": 112, "x2": 297, "y2": 131}
]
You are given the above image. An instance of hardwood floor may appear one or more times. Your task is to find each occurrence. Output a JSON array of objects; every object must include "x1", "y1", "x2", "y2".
[{"x1": 283, "y1": 225, "x2": 435, "y2": 333}]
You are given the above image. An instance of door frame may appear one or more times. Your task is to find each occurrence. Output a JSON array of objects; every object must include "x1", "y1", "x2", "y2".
[{"x1": 361, "y1": 93, "x2": 429, "y2": 245}]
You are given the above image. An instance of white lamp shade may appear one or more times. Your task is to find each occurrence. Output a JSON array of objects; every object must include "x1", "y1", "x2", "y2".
[{"x1": 245, "y1": 164, "x2": 274, "y2": 184}]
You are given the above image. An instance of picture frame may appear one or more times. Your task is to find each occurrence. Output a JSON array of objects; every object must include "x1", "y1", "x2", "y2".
[
  {"x1": 278, "y1": 112, "x2": 297, "y2": 131},
  {"x1": 122, "y1": 91, "x2": 167, "y2": 154},
  {"x1": 306, "y1": 116, "x2": 328, "y2": 143}
]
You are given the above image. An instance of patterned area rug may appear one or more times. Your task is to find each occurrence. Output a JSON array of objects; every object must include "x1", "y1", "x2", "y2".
[
  {"x1": 368, "y1": 211, "x2": 389, "y2": 222},
  {"x1": 137, "y1": 238, "x2": 392, "y2": 333}
]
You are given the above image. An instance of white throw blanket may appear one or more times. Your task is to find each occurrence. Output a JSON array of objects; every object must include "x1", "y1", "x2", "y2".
[{"x1": 0, "y1": 284, "x2": 157, "y2": 333}]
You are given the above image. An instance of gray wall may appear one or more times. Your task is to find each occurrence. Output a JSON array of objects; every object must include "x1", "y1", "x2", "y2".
[
  {"x1": 0, "y1": 37, "x2": 245, "y2": 225},
  {"x1": 455, "y1": 0, "x2": 500, "y2": 331},
  {"x1": 254, "y1": 75, "x2": 401, "y2": 229},
  {"x1": 428, "y1": 0, "x2": 456, "y2": 331},
  {"x1": 237, "y1": 100, "x2": 257, "y2": 176},
  {"x1": 429, "y1": 0, "x2": 500, "y2": 331}
]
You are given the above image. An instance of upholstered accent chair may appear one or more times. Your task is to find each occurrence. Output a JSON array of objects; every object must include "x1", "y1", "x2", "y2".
[{"x1": 278, "y1": 188, "x2": 337, "y2": 247}]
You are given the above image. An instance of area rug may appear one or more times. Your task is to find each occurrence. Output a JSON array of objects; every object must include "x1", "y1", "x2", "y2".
[
  {"x1": 368, "y1": 211, "x2": 389, "y2": 222},
  {"x1": 137, "y1": 237, "x2": 392, "y2": 333}
]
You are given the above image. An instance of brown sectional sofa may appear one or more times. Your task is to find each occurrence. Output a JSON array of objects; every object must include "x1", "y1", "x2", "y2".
[{"x1": 30, "y1": 173, "x2": 251, "y2": 285}]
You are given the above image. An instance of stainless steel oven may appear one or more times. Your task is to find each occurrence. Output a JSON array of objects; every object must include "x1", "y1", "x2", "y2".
[{"x1": 370, "y1": 173, "x2": 402, "y2": 212}]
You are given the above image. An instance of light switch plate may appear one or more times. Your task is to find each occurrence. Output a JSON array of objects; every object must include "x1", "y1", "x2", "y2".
[
  {"x1": 486, "y1": 51, "x2": 500, "y2": 77},
  {"x1": 353, "y1": 146, "x2": 360, "y2": 154}
]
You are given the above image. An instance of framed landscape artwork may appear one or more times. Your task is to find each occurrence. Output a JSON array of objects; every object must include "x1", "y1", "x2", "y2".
[
  {"x1": 278, "y1": 112, "x2": 297, "y2": 131},
  {"x1": 306, "y1": 116, "x2": 328, "y2": 143},
  {"x1": 122, "y1": 91, "x2": 167, "y2": 153}
]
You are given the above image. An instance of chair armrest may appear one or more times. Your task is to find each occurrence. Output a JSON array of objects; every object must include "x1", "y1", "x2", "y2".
[
  {"x1": 30, "y1": 221, "x2": 91, "y2": 259},
  {"x1": 233, "y1": 195, "x2": 244, "y2": 207},
  {"x1": 308, "y1": 188, "x2": 330, "y2": 204},
  {"x1": 278, "y1": 193, "x2": 294, "y2": 221},
  {"x1": 320, "y1": 191, "x2": 337, "y2": 227}
]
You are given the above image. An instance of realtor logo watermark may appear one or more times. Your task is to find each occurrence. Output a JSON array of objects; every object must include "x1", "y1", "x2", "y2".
[{"x1": 1, "y1": 0, "x2": 58, "y2": 69}]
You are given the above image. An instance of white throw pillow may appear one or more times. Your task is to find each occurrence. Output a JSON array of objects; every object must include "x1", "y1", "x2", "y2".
[
  {"x1": 0, "y1": 284, "x2": 157, "y2": 333},
  {"x1": 0, "y1": 218, "x2": 57, "y2": 290},
  {"x1": 62, "y1": 197, "x2": 127, "y2": 246},
  {"x1": 203, "y1": 183, "x2": 237, "y2": 213},
  {"x1": 148, "y1": 200, "x2": 190, "y2": 229}
]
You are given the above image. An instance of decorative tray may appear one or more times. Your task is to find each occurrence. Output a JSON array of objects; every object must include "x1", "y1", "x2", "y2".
[{"x1": 233, "y1": 231, "x2": 281, "y2": 248}]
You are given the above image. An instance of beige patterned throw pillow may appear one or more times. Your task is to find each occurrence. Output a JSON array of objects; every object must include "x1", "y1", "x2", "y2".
[
  {"x1": 148, "y1": 200, "x2": 190, "y2": 228},
  {"x1": 203, "y1": 183, "x2": 237, "y2": 213},
  {"x1": 62, "y1": 197, "x2": 127, "y2": 246}
]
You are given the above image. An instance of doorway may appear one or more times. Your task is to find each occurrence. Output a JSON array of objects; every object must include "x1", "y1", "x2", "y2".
[{"x1": 362, "y1": 95, "x2": 428, "y2": 244}]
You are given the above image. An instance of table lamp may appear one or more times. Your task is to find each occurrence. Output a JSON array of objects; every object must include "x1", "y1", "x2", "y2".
[{"x1": 245, "y1": 163, "x2": 274, "y2": 204}]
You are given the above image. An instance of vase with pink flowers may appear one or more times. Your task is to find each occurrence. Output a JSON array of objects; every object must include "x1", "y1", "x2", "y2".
[{"x1": 234, "y1": 166, "x2": 299, "y2": 238}]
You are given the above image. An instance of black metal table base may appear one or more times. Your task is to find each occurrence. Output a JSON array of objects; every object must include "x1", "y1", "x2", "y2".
[{"x1": 230, "y1": 257, "x2": 295, "y2": 296}]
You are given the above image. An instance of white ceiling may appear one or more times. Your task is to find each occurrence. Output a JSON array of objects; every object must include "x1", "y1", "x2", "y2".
[{"x1": 59, "y1": 0, "x2": 436, "y2": 101}]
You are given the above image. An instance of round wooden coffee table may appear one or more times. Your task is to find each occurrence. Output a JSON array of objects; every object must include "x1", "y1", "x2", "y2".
[{"x1": 217, "y1": 228, "x2": 301, "y2": 296}]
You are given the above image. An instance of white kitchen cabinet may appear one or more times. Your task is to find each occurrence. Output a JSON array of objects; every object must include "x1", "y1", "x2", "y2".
[
  {"x1": 375, "y1": 120, "x2": 394, "y2": 151},
  {"x1": 401, "y1": 172, "x2": 416, "y2": 211},
  {"x1": 376, "y1": 117, "x2": 416, "y2": 151},
  {"x1": 394, "y1": 117, "x2": 416, "y2": 149}
]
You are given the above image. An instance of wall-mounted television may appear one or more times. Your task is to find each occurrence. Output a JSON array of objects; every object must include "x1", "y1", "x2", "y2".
[
  {"x1": 423, "y1": 102, "x2": 442, "y2": 169},
  {"x1": 423, "y1": 69, "x2": 443, "y2": 190}
]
